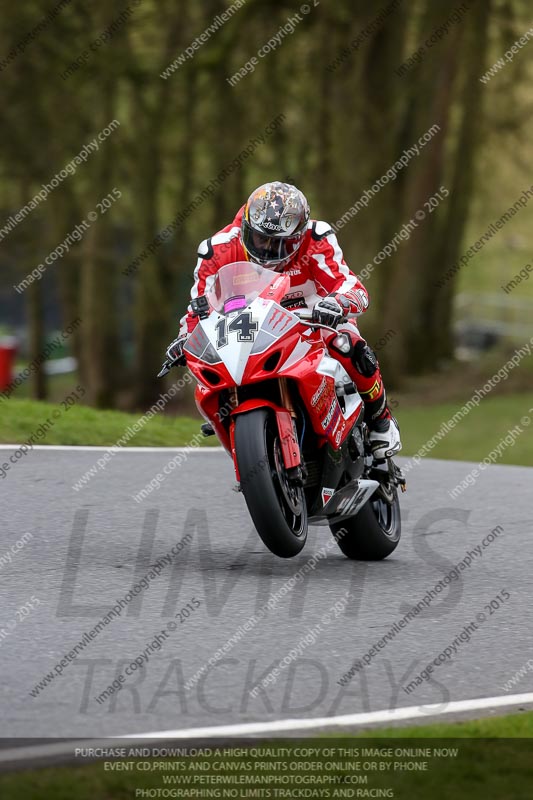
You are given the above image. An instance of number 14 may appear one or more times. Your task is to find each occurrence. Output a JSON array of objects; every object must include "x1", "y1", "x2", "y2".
[{"x1": 216, "y1": 312, "x2": 258, "y2": 348}]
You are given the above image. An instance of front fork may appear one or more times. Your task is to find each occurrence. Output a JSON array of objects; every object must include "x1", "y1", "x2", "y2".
[
  {"x1": 229, "y1": 388, "x2": 302, "y2": 483},
  {"x1": 278, "y1": 378, "x2": 306, "y2": 486}
]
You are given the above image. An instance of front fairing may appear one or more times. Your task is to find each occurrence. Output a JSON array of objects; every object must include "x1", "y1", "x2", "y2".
[
  {"x1": 186, "y1": 296, "x2": 302, "y2": 386},
  {"x1": 184, "y1": 261, "x2": 363, "y2": 453}
]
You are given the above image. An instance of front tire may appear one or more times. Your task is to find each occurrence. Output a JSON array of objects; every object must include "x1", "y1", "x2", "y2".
[
  {"x1": 234, "y1": 409, "x2": 307, "y2": 558},
  {"x1": 330, "y1": 490, "x2": 401, "y2": 560}
]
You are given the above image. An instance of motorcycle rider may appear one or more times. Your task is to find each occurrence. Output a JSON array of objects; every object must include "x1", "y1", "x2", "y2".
[{"x1": 167, "y1": 181, "x2": 401, "y2": 460}]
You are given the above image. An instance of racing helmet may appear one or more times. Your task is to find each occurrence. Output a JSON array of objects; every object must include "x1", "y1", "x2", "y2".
[{"x1": 241, "y1": 181, "x2": 310, "y2": 270}]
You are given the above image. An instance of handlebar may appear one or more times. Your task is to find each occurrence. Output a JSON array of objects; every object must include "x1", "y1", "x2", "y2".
[
  {"x1": 292, "y1": 309, "x2": 354, "y2": 353},
  {"x1": 293, "y1": 309, "x2": 358, "y2": 321},
  {"x1": 157, "y1": 305, "x2": 357, "y2": 377},
  {"x1": 292, "y1": 308, "x2": 358, "y2": 336},
  {"x1": 293, "y1": 308, "x2": 313, "y2": 320}
]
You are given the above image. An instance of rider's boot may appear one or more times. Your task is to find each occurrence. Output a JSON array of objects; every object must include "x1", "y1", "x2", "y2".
[{"x1": 368, "y1": 408, "x2": 402, "y2": 460}]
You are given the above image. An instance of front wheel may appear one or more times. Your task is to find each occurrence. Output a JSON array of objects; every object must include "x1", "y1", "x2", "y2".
[
  {"x1": 330, "y1": 490, "x2": 401, "y2": 560},
  {"x1": 234, "y1": 409, "x2": 307, "y2": 558}
]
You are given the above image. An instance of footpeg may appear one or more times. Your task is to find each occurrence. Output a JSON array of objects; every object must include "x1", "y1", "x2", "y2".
[{"x1": 368, "y1": 460, "x2": 406, "y2": 493}]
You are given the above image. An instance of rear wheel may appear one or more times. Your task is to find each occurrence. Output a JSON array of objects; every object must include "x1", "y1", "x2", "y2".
[
  {"x1": 234, "y1": 409, "x2": 307, "y2": 558},
  {"x1": 330, "y1": 489, "x2": 401, "y2": 560}
]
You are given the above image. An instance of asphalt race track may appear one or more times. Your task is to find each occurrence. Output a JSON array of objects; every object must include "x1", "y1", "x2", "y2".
[{"x1": 1, "y1": 446, "x2": 531, "y2": 740}]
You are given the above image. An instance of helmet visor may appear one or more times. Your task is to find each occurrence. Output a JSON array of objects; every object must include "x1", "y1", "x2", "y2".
[{"x1": 242, "y1": 219, "x2": 304, "y2": 267}]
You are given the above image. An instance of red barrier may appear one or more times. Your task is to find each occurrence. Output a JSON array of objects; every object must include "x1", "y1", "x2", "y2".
[{"x1": 0, "y1": 338, "x2": 18, "y2": 391}]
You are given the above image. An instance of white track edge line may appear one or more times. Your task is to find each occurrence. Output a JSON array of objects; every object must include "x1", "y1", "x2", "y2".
[
  {"x1": 0, "y1": 445, "x2": 225, "y2": 452},
  {"x1": 1, "y1": 692, "x2": 533, "y2": 764}
]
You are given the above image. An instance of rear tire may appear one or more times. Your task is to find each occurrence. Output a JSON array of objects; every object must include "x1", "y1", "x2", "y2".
[
  {"x1": 234, "y1": 409, "x2": 307, "y2": 558},
  {"x1": 330, "y1": 490, "x2": 401, "y2": 560}
]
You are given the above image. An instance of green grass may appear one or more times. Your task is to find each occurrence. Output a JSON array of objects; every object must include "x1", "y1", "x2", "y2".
[
  {"x1": 0, "y1": 713, "x2": 532, "y2": 799},
  {"x1": 397, "y1": 392, "x2": 533, "y2": 466},
  {"x1": 0, "y1": 398, "x2": 217, "y2": 448},
  {"x1": 361, "y1": 710, "x2": 533, "y2": 737},
  {"x1": 1, "y1": 393, "x2": 532, "y2": 466}
]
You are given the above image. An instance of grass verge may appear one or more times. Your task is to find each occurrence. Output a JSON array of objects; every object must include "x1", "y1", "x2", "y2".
[
  {"x1": 1, "y1": 394, "x2": 532, "y2": 466},
  {"x1": 0, "y1": 398, "x2": 218, "y2": 448}
]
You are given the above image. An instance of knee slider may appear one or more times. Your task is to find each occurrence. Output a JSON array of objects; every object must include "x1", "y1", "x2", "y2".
[{"x1": 352, "y1": 341, "x2": 378, "y2": 377}]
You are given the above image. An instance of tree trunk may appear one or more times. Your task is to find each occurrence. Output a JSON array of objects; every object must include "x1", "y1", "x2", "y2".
[
  {"x1": 27, "y1": 280, "x2": 46, "y2": 400},
  {"x1": 132, "y1": 78, "x2": 175, "y2": 408},
  {"x1": 378, "y1": 0, "x2": 465, "y2": 381},
  {"x1": 429, "y1": 0, "x2": 492, "y2": 362},
  {"x1": 79, "y1": 12, "x2": 120, "y2": 408}
]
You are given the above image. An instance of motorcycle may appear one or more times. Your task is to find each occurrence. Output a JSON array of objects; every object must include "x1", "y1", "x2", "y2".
[{"x1": 158, "y1": 261, "x2": 405, "y2": 559}]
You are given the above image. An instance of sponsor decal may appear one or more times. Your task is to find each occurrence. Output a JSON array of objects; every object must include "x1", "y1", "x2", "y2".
[
  {"x1": 326, "y1": 406, "x2": 342, "y2": 435},
  {"x1": 361, "y1": 379, "x2": 381, "y2": 401},
  {"x1": 334, "y1": 421, "x2": 346, "y2": 446},
  {"x1": 269, "y1": 307, "x2": 292, "y2": 331},
  {"x1": 186, "y1": 328, "x2": 205, "y2": 353},
  {"x1": 283, "y1": 290, "x2": 304, "y2": 301},
  {"x1": 233, "y1": 272, "x2": 260, "y2": 285},
  {"x1": 281, "y1": 296, "x2": 307, "y2": 310},
  {"x1": 311, "y1": 376, "x2": 328, "y2": 406},
  {"x1": 313, "y1": 387, "x2": 336, "y2": 424},
  {"x1": 321, "y1": 400, "x2": 337, "y2": 430},
  {"x1": 262, "y1": 220, "x2": 283, "y2": 231},
  {"x1": 281, "y1": 289, "x2": 307, "y2": 310},
  {"x1": 321, "y1": 487, "x2": 335, "y2": 506}
]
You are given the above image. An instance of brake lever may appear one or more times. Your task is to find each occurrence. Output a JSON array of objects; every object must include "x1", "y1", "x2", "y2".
[
  {"x1": 299, "y1": 320, "x2": 347, "y2": 335},
  {"x1": 157, "y1": 361, "x2": 172, "y2": 378}
]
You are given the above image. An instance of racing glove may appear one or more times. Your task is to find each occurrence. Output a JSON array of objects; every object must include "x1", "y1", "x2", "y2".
[
  {"x1": 312, "y1": 294, "x2": 351, "y2": 328},
  {"x1": 165, "y1": 335, "x2": 187, "y2": 367}
]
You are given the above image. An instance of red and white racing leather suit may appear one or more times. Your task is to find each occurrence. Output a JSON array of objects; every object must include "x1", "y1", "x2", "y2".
[{"x1": 179, "y1": 207, "x2": 389, "y2": 423}]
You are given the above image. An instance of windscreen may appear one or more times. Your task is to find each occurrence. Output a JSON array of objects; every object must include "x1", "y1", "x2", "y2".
[{"x1": 204, "y1": 262, "x2": 278, "y2": 313}]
